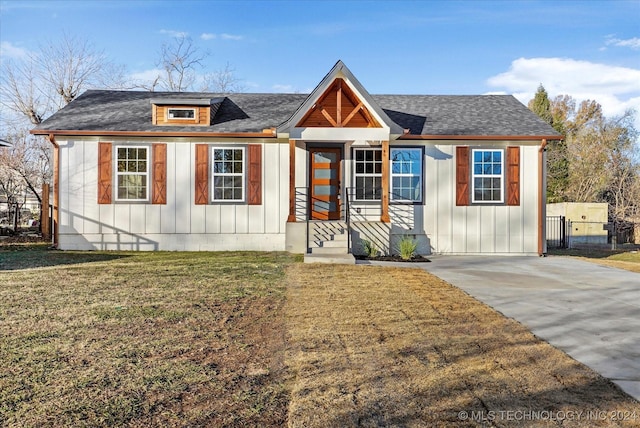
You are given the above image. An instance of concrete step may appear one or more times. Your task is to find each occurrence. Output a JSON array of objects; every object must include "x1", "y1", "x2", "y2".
[
  {"x1": 311, "y1": 233, "x2": 348, "y2": 243},
  {"x1": 304, "y1": 253, "x2": 356, "y2": 264},
  {"x1": 312, "y1": 238, "x2": 347, "y2": 248},
  {"x1": 310, "y1": 228, "x2": 346, "y2": 237},
  {"x1": 310, "y1": 246, "x2": 349, "y2": 255}
]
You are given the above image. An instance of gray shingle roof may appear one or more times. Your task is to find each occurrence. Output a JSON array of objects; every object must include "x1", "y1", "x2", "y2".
[{"x1": 33, "y1": 90, "x2": 561, "y2": 138}]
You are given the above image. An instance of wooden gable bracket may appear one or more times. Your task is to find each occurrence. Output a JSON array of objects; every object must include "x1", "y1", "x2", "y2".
[
  {"x1": 296, "y1": 78, "x2": 381, "y2": 128},
  {"x1": 318, "y1": 103, "x2": 338, "y2": 127}
]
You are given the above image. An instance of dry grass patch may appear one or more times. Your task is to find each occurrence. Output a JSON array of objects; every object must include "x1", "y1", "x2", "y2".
[
  {"x1": 285, "y1": 264, "x2": 640, "y2": 427},
  {"x1": 550, "y1": 248, "x2": 640, "y2": 274},
  {"x1": 1, "y1": 248, "x2": 299, "y2": 427}
]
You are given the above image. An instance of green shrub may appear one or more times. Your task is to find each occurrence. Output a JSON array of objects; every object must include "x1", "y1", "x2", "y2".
[
  {"x1": 396, "y1": 235, "x2": 417, "y2": 260},
  {"x1": 361, "y1": 239, "x2": 379, "y2": 257}
]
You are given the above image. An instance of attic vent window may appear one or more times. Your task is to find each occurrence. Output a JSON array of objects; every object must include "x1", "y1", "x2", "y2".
[{"x1": 167, "y1": 108, "x2": 196, "y2": 119}]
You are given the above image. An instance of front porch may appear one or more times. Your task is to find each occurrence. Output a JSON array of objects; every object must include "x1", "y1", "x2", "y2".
[{"x1": 284, "y1": 186, "x2": 429, "y2": 259}]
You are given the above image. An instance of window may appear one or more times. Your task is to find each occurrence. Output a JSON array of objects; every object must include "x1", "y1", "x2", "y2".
[
  {"x1": 212, "y1": 147, "x2": 245, "y2": 201},
  {"x1": 472, "y1": 149, "x2": 503, "y2": 203},
  {"x1": 167, "y1": 108, "x2": 195, "y2": 119},
  {"x1": 353, "y1": 148, "x2": 381, "y2": 200},
  {"x1": 116, "y1": 146, "x2": 149, "y2": 201},
  {"x1": 390, "y1": 148, "x2": 423, "y2": 203}
]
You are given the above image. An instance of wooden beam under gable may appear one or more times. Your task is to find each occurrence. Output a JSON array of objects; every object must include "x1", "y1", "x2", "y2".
[
  {"x1": 295, "y1": 78, "x2": 382, "y2": 129},
  {"x1": 336, "y1": 79, "x2": 342, "y2": 127},
  {"x1": 342, "y1": 102, "x2": 364, "y2": 127},
  {"x1": 320, "y1": 107, "x2": 338, "y2": 127}
]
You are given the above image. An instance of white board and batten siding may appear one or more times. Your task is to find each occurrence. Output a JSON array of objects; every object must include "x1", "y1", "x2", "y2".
[
  {"x1": 421, "y1": 143, "x2": 540, "y2": 255},
  {"x1": 57, "y1": 138, "x2": 290, "y2": 251}
]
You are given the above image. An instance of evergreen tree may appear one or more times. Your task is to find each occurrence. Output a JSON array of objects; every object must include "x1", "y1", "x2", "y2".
[
  {"x1": 528, "y1": 84, "x2": 553, "y2": 126},
  {"x1": 528, "y1": 85, "x2": 568, "y2": 203}
]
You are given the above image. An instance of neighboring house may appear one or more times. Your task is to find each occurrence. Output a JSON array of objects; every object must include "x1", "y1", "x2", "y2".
[{"x1": 31, "y1": 61, "x2": 561, "y2": 255}]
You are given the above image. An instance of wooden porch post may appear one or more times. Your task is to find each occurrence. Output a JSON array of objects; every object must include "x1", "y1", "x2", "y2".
[
  {"x1": 380, "y1": 140, "x2": 390, "y2": 223},
  {"x1": 287, "y1": 139, "x2": 296, "y2": 222}
]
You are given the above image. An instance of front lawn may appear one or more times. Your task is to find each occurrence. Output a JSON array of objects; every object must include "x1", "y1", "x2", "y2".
[
  {"x1": 1, "y1": 247, "x2": 299, "y2": 427},
  {"x1": 2, "y1": 246, "x2": 638, "y2": 427},
  {"x1": 286, "y1": 264, "x2": 640, "y2": 427}
]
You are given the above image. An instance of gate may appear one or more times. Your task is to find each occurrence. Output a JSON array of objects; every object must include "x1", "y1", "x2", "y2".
[{"x1": 546, "y1": 215, "x2": 567, "y2": 249}]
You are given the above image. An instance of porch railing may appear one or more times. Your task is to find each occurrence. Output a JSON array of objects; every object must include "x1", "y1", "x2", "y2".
[
  {"x1": 344, "y1": 186, "x2": 351, "y2": 254},
  {"x1": 295, "y1": 186, "x2": 354, "y2": 254},
  {"x1": 294, "y1": 187, "x2": 311, "y2": 253}
]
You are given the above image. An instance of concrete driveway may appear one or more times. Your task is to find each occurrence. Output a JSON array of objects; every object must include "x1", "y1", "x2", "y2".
[
  {"x1": 415, "y1": 255, "x2": 640, "y2": 402},
  {"x1": 361, "y1": 255, "x2": 640, "y2": 401}
]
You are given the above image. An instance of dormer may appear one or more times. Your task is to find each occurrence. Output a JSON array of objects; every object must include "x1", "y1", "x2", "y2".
[{"x1": 150, "y1": 97, "x2": 225, "y2": 126}]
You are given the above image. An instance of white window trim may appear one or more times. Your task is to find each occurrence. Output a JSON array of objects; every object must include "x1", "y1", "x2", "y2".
[
  {"x1": 353, "y1": 147, "x2": 382, "y2": 201},
  {"x1": 167, "y1": 107, "x2": 196, "y2": 120},
  {"x1": 211, "y1": 146, "x2": 246, "y2": 203},
  {"x1": 390, "y1": 147, "x2": 423, "y2": 204},
  {"x1": 114, "y1": 145, "x2": 150, "y2": 202},
  {"x1": 471, "y1": 148, "x2": 504, "y2": 204}
]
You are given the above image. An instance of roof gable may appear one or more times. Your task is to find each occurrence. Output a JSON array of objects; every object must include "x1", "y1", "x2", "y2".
[
  {"x1": 296, "y1": 78, "x2": 381, "y2": 128},
  {"x1": 278, "y1": 60, "x2": 405, "y2": 135}
]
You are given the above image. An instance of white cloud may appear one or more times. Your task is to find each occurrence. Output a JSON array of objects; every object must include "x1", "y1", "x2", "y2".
[
  {"x1": 487, "y1": 57, "x2": 640, "y2": 129},
  {"x1": 605, "y1": 35, "x2": 640, "y2": 50},
  {"x1": 220, "y1": 33, "x2": 243, "y2": 41},
  {"x1": 159, "y1": 29, "x2": 188, "y2": 38},
  {"x1": 199, "y1": 33, "x2": 243, "y2": 41},
  {"x1": 0, "y1": 41, "x2": 29, "y2": 59}
]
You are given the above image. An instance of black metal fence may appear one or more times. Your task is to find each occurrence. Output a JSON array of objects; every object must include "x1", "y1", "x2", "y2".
[{"x1": 546, "y1": 215, "x2": 567, "y2": 249}]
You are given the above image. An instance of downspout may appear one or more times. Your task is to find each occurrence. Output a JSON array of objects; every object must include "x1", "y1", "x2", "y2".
[
  {"x1": 46, "y1": 134, "x2": 59, "y2": 248},
  {"x1": 537, "y1": 139, "x2": 548, "y2": 256}
]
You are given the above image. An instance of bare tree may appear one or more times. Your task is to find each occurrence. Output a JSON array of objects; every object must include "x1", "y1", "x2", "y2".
[
  {"x1": 1, "y1": 32, "x2": 127, "y2": 127},
  {"x1": 200, "y1": 62, "x2": 245, "y2": 93},
  {"x1": 553, "y1": 96, "x2": 640, "y2": 223},
  {"x1": 0, "y1": 57, "x2": 49, "y2": 125},
  {"x1": 0, "y1": 125, "x2": 50, "y2": 214},
  {"x1": 1, "y1": 32, "x2": 124, "y2": 214},
  {"x1": 36, "y1": 33, "x2": 108, "y2": 105},
  {"x1": 157, "y1": 34, "x2": 208, "y2": 92}
]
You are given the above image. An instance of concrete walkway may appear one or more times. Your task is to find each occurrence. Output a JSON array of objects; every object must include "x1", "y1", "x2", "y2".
[{"x1": 359, "y1": 256, "x2": 640, "y2": 402}]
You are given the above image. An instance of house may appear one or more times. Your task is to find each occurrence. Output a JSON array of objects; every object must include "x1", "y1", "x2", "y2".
[{"x1": 31, "y1": 61, "x2": 561, "y2": 256}]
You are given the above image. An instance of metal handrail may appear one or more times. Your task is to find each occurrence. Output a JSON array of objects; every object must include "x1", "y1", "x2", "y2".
[
  {"x1": 344, "y1": 186, "x2": 351, "y2": 254},
  {"x1": 295, "y1": 187, "x2": 310, "y2": 253}
]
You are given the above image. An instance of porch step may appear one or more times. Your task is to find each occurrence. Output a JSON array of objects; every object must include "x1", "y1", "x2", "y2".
[
  {"x1": 308, "y1": 220, "x2": 349, "y2": 255},
  {"x1": 312, "y1": 232, "x2": 347, "y2": 246},
  {"x1": 304, "y1": 253, "x2": 356, "y2": 265},
  {"x1": 310, "y1": 246, "x2": 349, "y2": 255}
]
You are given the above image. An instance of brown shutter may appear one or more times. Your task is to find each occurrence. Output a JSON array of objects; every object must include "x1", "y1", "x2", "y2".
[
  {"x1": 455, "y1": 146, "x2": 470, "y2": 206},
  {"x1": 195, "y1": 144, "x2": 209, "y2": 205},
  {"x1": 506, "y1": 146, "x2": 520, "y2": 206},
  {"x1": 152, "y1": 144, "x2": 167, "y2": 204},
  {"x1": 247, "y1": 144, "x2": 262, "y2": 205},
  {"x1": 98, "y1": 142, "x2": 112, "y2": 204}
]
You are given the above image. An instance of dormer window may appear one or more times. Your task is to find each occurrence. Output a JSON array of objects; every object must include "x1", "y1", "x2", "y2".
[
  {"x1": 167, "y1": 108, "x2": 196, "y2": 120},
  {"x1": 151, "y1": 98, "x2": 223, "y2": 126}
]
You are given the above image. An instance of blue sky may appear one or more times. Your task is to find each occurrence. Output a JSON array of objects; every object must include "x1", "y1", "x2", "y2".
[{"x1": 1, "y1": 0, "x2": 639, "y2": 126}]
